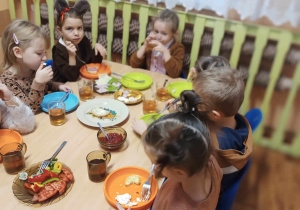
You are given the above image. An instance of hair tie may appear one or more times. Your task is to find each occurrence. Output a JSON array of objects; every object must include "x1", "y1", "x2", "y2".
[
  {"x1": 61, "y1": 7, "x2": 71, "y2": 22},
  {"x1": 13, "y1": 33, "x2": 19, "y2": 45}
]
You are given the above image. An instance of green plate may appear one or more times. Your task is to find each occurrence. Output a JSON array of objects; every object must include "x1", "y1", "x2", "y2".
[
  {"x1": 139, "y1": 114, "x2": 163, "y2": 125},
  {"x1": 121, "y1": 73, "x2": 153, "y2": 90},
  {"x1": 167, "y1": 81, "x2": 193, "y2": 98}
]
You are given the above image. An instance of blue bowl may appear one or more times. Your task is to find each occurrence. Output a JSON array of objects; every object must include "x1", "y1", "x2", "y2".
[{"x1": 40, "y1": 92, "x2": 79, "y2": 113}]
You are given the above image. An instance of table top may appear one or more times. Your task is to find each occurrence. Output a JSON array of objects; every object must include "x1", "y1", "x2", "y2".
[{"x1": 0, "y1": 61, "x2": 185, "y2": 210}]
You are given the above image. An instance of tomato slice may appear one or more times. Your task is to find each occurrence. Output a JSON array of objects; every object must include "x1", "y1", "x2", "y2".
[
  {"x1": 61, "y1": 168, "x2": 74, "y2": 181},
  {"x1": 32, "y1": 184, "x2": 41, "y2": 193},
  {"x1": 32, "y1": 194, "x2": 39, "y2": 202},
  {"x1": 42, "y1": 169, "x2": 59, "y2": 178},
  {"x1": 50, "y1": 180, "x2": 67, "y2": 194},
  {"x1": 58, "y1": 173, "x2": 69, "y2": 182},
  {"x1": 38, "y1": 184, "x2": 58, "y2": 202},
  {"x1": 24, "y1": 182, "x2": 32, "y2": 190}
]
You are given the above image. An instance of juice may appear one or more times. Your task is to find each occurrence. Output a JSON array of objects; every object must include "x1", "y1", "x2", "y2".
[
  {"x1": 2, "y1": 151, "x2": 25, "y2": 174},
  {"x1": 88, "y1": 159, "x2": 106, "y2": 182},
  {"x1": 143, "y1": 100, "x2": 157, "y2": 114},
  {"x1": 156, "y1": 87, "x2": 169, "y2": 101},
  {"x1": 79, "y1": 86, "x2": 93, "y2": 101},
  {"x1": 49, "y1": 108, "x2": 66, "y2": 126}
]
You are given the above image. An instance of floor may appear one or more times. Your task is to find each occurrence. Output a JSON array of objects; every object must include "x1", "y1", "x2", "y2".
[{"x1": 232, "y1": 145, "x2": 300, "y2": 210}]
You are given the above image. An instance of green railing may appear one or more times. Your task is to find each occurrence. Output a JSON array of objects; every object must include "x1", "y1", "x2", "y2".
[{"x1": 8, "y1": 0, "x2": 300, "y2": 157}]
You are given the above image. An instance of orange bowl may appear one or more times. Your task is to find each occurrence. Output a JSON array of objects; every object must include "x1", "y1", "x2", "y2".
[
  {"x1": 104, "y1": 166, "x2": 158, "y2": 210},
  {"x1": 80, "y1": 63, "x2": 111, "y2": 79},
  {"x1": 0, "y1": 129, "x2": 23, "y2": 163}
]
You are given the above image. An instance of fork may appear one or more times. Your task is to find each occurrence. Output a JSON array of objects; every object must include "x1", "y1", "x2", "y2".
[
  {"x1": 112, "y1": 72, "x2": 145, "y2": 83},
  {"x1": 76, "y1": 54, "x2": 88, "y2": 71},
  {"x1": 37, "y1": 141, "x2": 67, "y2": 174},
  {"x1": 141, "y1": 164, "x2": 155, "y2": 201},
  {"x1": 146, "y1": 97, "x2": 180, "y2": 124},
  {"x1": 59, "y1": 89, "x2": 71, "y2": 102}
]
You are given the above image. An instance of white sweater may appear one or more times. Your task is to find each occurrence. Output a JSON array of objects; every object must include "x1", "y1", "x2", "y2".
[{"x1": 0, "y1": 96, "x2": 35, "y2": 134}]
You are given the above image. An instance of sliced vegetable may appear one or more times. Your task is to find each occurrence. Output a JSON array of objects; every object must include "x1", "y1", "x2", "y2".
[
  {"x1": 50, "y1": 169, "x2": 61, "y2": 174},
  {"x1": 33, "y1": 182, "x2": 44, "y2": 188},
  {"x1": 41, "y1": 177, "x2": 60, "y2": 185},
  {"x1": 42, "y1": 169, "x2": 59, "y2": 178},
  {"x1": 31, "y1": 184, "x2": 41, "y2": 193},
  {"x1": 28, "y1": 173, "x2": 51, "y2": 183},
  {"x1": 53, "y1": 162, "x2": 62, "y2": 172}
]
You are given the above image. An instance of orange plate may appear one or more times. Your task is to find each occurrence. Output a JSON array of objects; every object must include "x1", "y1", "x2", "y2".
[
  {"x1": 0, "y1": 129, "x2": 23, "y2": 163},
  {"x1": 104, "y1": 166, "x2": 158, "y2": 210},
  {"x1": 80, "y1": 63, "x2": 111, "y2": 79}
]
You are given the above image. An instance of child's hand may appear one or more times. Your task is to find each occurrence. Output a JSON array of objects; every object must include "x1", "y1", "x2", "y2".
[
  {"x1": 0, "y1": 82, "x2": 13, "y2": 101},
  {"x1": 187, "y1": 67, "x2": 196, "y2": 82},
  {"x1": 66, "y1": 41, "x2": 77, "y2": 56},
  {"x1": 144, "y1": 32, "x2": 156, "y2": 48},
  {"x1": 165, "y1": 99, "x2": 177, "y2": 113},
  {"x1": 150, "y1": 40, "x2": 168, "y2": 54},
  {"x1": 95, "y1": 43, "x2": 107, "y2": 59},
  {"x1": 109, "y1": 202, "x2": 131, "y2": 210},
  {"x1": 34, "y1": 63, "x2": 53, "y2": 84},
  {"x1": 132, "y1": 118, "x2": 148, "y2": 136},
  {"x1": 58, "y1": 84, "x2": 72, "y2": 92}
]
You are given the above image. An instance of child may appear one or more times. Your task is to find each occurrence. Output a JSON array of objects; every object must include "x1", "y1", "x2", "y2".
[
  {"x1": 142, "y1": 93, "x2": 222, "y2": 209},
  {"x1": 1, "y1": 19, "x2": 70, "y2": 113},
  {"x1": 0, "y1": 81, "x2": 35, "y2": 134},
  {"x1": 191, "y1": 62, "x2": 252, "y2": 192},
  {"x1": 187, "y1": 56, "x2": 229, "y2": 82},
  {"x1": 130, "y1": 9, "x2": 185, "y2": 78},
  {"x1": 52, "y1": 0, "x2": 107, "y2": 82}
]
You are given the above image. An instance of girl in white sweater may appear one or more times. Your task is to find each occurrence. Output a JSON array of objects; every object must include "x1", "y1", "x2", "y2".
[{"x1": 0, "y1": 82, "x2": 35, "y2": 133}]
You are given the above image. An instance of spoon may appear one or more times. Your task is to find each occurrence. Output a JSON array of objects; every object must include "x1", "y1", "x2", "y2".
[
  {"x1": 97, "y1": 122, "x2": 109, "y2": 141},
  {"x1": 59, "y1": 89, "x2": 71, "y2": 102},
  {"x1": 163, "y1": 79, "x2": 168, "y2": 88}
]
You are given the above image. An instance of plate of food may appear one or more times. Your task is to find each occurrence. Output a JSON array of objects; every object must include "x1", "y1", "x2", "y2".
[
  {"x1": 12, "y1": 160, "x2": 74, "y2": 207},
  {"x1": 167, "y1": 81, "x2": 193, "y2": 98},
  {"x1": 94, "y1": 74, "x2": 122, "y2": 94},
  {"x1": 76, "y1": 98, "x2": 129, "y2": 127},
  {"x1": 40, "y1": 92, "x2": 79, "y2": 113},
  {"x1": 120, "y1": 73, "x2": 153, "y2": 90},
  {"x1": 104, "y1": 166, "x2": 158, "y2": 210},
  {"x1": 80, "y1": 63, "x2": 111, "y2": 79},
  {"x1": 114, "y1": 88, "x2": 143, "y2": 105}
]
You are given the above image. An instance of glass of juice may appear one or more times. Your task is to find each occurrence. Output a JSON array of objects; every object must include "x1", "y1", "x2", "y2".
[
  {"x1": 143, "y1": 92, "x2": 157, "y2": 114},
  {"x1": 156, "y1": 81, "x2": 170, "y2": 101},
  {"x1": 86, "y1": 151, "x2": 111, "y2": 182},
  {"x1": 78, "y1": 79, "x2": 94, "y2": 101},
  {"x1": 48, "y1": 101, "x2": 66, "y2": 126},
  {"x1": 0, "y1": 142, "x2": 27, "y2": 174}
]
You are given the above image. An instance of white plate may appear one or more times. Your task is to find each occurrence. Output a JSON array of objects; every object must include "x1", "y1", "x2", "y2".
[{"x1": 76, "y1": 98, "x2": 129, "y2": 127}]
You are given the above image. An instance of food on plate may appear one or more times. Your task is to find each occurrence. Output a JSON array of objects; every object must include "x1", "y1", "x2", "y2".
[
  {"x1": 87, "y1": 107, "x2": 118, "y2": 120},
  {"x1": 117, "y1": 89, "x2": 141, "y2": 103},
  {"x1": 91, "y1": 107, "x2": 110, "y2": 117},
  {"x1": 21, "y1": 159, "x2": 74, "y2": 203},
  {"x1": 98, "y1": 132, "x2": 123, "y2": 144},
  {"x1": 125, "y1": 175, "x2": 140, "y2": 186},
  {"x1": 87, "y1": 66, "x2": 99, "y2": 74},
  {"x1": 94, "y1": 74, "x2": 121, "y2": 93},
  {"x1": 115, "y1": 193, "x2": 141, "y2": 207}
]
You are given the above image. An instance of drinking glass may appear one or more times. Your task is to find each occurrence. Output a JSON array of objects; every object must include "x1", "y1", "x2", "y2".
[
  {"x1": 0, "y1": 142, "x2": 27, "y2": 174},
  {"x1": 156, "y1": 81, "x2": 170, "y2": 102},
  {"x1": 143, "y1": 92, "x2": 157, "y2": 114},
  {"x1": 78, "y1": 79, "x2": 94, "y2": 101},
  {"x1": 48, "y1": 101, "x2": 66, "y2": 126},
  {"x1": 86, "y1": 150, "x2": 111, "y2": 182}
]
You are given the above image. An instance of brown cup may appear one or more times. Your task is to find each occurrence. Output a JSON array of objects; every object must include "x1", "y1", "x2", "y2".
[
  {"x1": 143, "y1": 92, "x2": 157, "y2": 114},
  {"x1": 0, "y1": 142, "x2": 27, "y2": 174},
  {"x1": 86, "y1": 150, "x2": 111, "y2": 182}
]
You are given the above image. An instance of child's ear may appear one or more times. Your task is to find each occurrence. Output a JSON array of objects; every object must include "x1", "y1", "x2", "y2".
[
  {"x1": 174, "y1": 168, "x2": 188, "y2": 178},
  {"x1": 211, "y1": 110, "x2": 222, "y2": 120},
  {"x1": 13, "y1": 47, "x2": 23, "y2": 59},
  {"x1": 57, "y1": 26, "x2": 62, "y2": 34}
]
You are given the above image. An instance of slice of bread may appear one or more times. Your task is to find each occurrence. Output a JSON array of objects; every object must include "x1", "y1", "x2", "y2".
[{"x1": 125, "y1": 175, "x2": 140, "y2": 186}]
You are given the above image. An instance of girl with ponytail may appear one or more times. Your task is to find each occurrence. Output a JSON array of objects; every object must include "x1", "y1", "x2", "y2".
[
  {"x1": 52, "y1": 0, "x2": 107, "y2": 82},
  {"x1": 140, "y1": 90, "x2": 222, "y2": 210}
]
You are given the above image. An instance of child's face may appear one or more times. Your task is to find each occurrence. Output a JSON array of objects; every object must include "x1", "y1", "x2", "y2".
[
  {"x1": 60, "y1": 17, "x2": 84, "y2": 45},
  {"x1": 21, "y1": 38, "x2": 47, "y2": 70},
  {"x1": 153, "y1": 20, "x2": 174, "y2": 45}
]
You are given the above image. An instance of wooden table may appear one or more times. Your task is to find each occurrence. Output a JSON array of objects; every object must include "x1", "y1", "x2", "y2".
[{"x1": 0, "y1": 61, "x2": 185, "y2": 210}]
